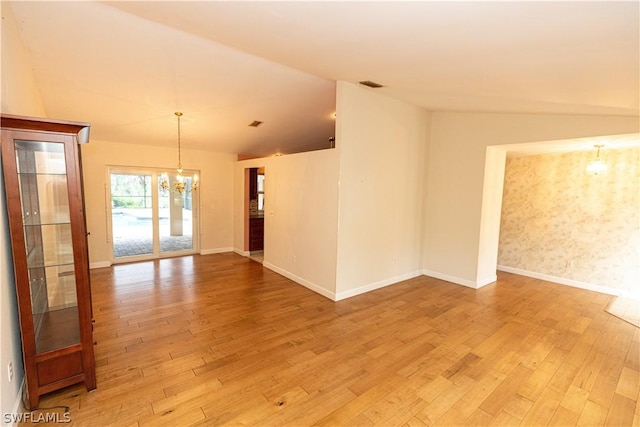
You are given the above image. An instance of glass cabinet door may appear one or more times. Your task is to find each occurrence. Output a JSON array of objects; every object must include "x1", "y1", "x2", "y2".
[{"x1": 15, "y1": 140, "x2": 80, "y2": 354}]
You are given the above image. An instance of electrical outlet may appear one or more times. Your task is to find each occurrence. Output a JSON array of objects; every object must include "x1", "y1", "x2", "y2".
[{"x1": 7, "y1": 362, "x2": 13, "y2": 382}]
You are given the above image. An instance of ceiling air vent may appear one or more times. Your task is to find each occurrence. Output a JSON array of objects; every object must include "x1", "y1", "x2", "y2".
[
  {"x1": 359, "y1": 80, "x2": 384, "y2": 88},
  {"x1": 248, "y1": 120, "x2": 263, "y2": 127}
]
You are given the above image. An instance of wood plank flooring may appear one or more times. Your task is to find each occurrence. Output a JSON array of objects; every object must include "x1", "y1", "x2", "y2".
[{"x1": 21, "y1": 253, "x2": 639, "y2": 426}]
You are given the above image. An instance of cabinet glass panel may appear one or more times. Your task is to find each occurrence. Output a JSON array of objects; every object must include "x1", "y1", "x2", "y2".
[
  {"x1": 24, "y1": 224, "x2": 74, "y2": 267},
  {"x1": 14, "y1": 140, "x2": 80, "y2": 354},
  {"x1": 18, "y1": 175, "x2": 70, "y2": 225}
]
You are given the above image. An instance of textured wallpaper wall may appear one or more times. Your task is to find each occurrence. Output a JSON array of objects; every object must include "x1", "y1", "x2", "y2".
[{"x1": 498, "y1": 147, "x2": 639, "y2": 295}]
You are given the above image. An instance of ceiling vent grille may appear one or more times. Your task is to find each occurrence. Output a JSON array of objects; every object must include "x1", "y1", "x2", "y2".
[
  {"x1": 359, "y1": 80, "x2": 384, "y2": 88},
  {"x1": 248, "y1": 120, "x2": 263, "y2": 127}
]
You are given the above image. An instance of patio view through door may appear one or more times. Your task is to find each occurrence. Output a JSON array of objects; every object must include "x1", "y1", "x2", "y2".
[{"x1": 109, "y1": 169, "x2": 198, "y2": 261}]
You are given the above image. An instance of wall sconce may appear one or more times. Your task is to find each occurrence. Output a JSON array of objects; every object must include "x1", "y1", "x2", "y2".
[{"x1": 586, "y1": 144, "x2": 607, "y2": 175}]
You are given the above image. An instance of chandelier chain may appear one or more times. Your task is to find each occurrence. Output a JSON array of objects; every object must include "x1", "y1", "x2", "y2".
[
  {"x1": 160, "y1": 111, "x2": 198, "y2": 194},
  {"x1": 176, "y1": 111, "x2": 183, "y2": 169},
  {"x1": 595, "y1": 144, "x2": 602, "y2": 159}
]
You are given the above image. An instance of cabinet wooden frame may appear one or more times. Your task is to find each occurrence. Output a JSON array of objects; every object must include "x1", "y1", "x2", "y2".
[{"x1": 1, "y1": 114, "x2": 96, "y2": 409}]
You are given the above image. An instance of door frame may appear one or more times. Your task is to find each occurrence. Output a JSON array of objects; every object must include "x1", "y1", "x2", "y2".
[{"x1": 106, "y1": 165, "x2": 200, "y2": 264}]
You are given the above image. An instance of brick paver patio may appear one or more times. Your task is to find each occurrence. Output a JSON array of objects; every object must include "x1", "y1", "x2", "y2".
[{"x1": 112, "y1": 209, "x2": 194, "y2": 258}]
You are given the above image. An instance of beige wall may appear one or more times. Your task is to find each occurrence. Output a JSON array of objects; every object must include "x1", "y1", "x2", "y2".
[
  {"x1": 82, "y1": 140, "x2": 235, "y2": 266},
  {"x1": 0, "y1": 2, "x2": 46, "y2": 418},
  {"x1": 334, "y1": 82, "x2": 429, "y2": 299},
  {"x1": 424, "y1": 112, "x2": 640, "y2": 287},
  {"x1": 1, "y1": 4, "x2": 46, "y2": 117},
  {"x1": 498, "y1": 147, "x2": 640, "y2": 297},
  {"x1": 234, "y1": 149, "x2": 340, "y2": 298}
]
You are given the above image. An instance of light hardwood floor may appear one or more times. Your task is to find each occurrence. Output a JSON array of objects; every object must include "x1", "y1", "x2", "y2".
[{"x1": 22, "y1": 253, "x2": 639, "y2": 426}]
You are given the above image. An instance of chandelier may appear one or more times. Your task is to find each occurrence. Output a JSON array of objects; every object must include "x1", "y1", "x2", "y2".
[
  {"x1": 586, "y1": 144, "x2": 607, "y2": 175},
  {"x1": 160, "y1": 112, "x2": 199, "y2": 194}
]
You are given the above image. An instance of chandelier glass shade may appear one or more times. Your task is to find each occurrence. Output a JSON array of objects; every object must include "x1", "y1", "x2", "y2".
[{"x1": 160, "y1": 112, "x2": 199, "y2": 194}]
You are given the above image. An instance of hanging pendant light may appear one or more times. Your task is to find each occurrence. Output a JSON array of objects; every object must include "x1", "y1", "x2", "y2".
[
  {"x1": 160, "y1": 112, "x2": 199, "y2": 194},
  {"x1": 586, "y1": 144, "x2": 607, "y2": 175}
]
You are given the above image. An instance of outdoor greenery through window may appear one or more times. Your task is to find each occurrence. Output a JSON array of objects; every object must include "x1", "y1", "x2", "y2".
[{"x1": 111, "y1": 174, "x2": 153, "y2": 208}]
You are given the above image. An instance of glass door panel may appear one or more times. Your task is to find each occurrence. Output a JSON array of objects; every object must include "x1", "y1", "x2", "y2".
[
  {"x1": 14, "y1": 140, "x2": 80, "y2": 354},
  {"x1": 110, "y1": 173, "x2": 153, "y2": 258},
  {"x1": 159, "y1": 175, "x2": 194, "y2": 254}
]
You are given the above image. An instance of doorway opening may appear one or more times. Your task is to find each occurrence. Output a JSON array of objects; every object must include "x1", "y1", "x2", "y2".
[
  {"x1": 245, "y1": 167, "x2": 265, "y2": 264},
  {"x1": 108, "y1": 167, "x2": 199, "y2": 263},
  {"x1": 480, "y1": 135, "x2": 639, "y2": 300}
]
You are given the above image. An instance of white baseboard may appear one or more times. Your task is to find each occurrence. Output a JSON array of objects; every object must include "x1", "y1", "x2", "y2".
[
  {"x1": 8, "y1": 379, "x2": 25, "y2": 427},
  {"x1": 89, "y1": 261, "x2": 112, "y2": 269},
  {"x1": 496, "y1": 265, "x2": 633, "y2": 298},
  {"x1": 477, "y1": 274, "x2": 498, "y2": 288},
  {"x1": 422, "y1": 269, "x2": 485, "y2": 289},
  {"x1": 233, "y1": 248, "x2": 250, "y2": 257},
  {"x1": 200, "y1": 247, "x2": 233, "y2": 255},
  {"x1": 262, "y1": 262, "x2": 336, "y2": 301},
  {"x1": 335, "y1": 270, "x2": 423, "y2": 301}
]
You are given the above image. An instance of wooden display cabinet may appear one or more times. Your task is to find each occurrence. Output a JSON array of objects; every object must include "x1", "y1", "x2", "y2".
[{"x1": 1, "y1": 114, "x2": 96, "y2": 409}]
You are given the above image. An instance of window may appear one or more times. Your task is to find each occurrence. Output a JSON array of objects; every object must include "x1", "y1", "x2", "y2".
[{"x1": 257, "y1": 173, "x2": 265, "y2": 211}]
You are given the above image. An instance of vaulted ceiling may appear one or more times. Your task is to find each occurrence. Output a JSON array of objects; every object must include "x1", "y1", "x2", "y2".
[{"x1": 7, "y1": 1, "x2": 639, "y2": 157}]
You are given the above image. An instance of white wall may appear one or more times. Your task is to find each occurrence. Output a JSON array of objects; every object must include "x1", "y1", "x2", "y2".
[
  {"x1": 334, "y1": 82, "x2": 430, "y2": 299},
  {"x1": 234, "y1": 149, "x2": 340, "y2": 298},
  {"x1": 0, "y1": 2, "x2": 47, "y2": 420},
  {"x1": 424, "y1": 112, "x2": 640, "y2": 287},
  {"x1": 476, "y1": 146, "x2": 507, "y2": 286},
  {"x1": 81, "y1": 140, "x2": 236, "y2": 267},
  {"x1": 0, "y1": 169, "x2": 24, "y2": 423},
  {"x1": 234, "y1": 82, "x2": 431, "y2": 302}
]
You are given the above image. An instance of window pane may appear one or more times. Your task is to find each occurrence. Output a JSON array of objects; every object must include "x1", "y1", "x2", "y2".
[{"x1": 258, "y1": 193, "x2": 265, "y2": 211}]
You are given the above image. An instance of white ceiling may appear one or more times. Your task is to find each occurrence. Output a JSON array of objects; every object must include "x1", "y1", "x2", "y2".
[
  {"x1": 504, "y1": 132, "x2": 640, "y2": 157},
  {"x1": 7, "y1": 1, "x2": 640, "y2": 157}
]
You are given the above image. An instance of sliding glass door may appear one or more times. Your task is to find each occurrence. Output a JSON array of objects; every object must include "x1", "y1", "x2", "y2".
[{"x1": 109, "y1": 168, "x2": 198, "y2": 262}]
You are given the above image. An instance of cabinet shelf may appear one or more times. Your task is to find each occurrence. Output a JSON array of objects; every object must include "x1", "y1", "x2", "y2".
[
  {"x1": 27, "y1": 258, "x2": 75, "y2": 270},
  {"x1": 34, "y1": 306, "x2": 81, "y2": 354},
  {"x1": 18, "y1": 172, "x2": 68, "y2": 176},
  {"x1": 24, "y1": 219, "x2": 71, "y2": 226}
]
